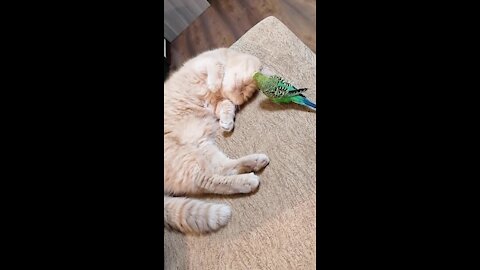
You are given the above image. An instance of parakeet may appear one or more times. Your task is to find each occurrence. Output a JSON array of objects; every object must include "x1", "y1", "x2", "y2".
[{"x1": 253, "y1": 72, "x2": 316, "y2": 111}]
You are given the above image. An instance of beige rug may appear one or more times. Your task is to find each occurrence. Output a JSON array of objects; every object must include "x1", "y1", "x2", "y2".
[{"x1": 164, "y1": 16, "x2": 317, "y2": 270}]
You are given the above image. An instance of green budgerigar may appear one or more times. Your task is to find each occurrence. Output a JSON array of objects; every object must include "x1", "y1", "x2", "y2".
[{"x1": 253, "y1": 72, "x2": 316, "y2": 111}]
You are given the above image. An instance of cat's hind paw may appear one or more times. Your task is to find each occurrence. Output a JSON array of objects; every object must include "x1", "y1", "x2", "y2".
[{"x1": 251, "y1": 154, "x2": 270, "y2": 172}]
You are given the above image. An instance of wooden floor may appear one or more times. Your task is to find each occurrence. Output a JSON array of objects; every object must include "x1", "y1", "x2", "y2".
[{"x1": 167, "y1": 0, "x2": 316, "y2": 71}]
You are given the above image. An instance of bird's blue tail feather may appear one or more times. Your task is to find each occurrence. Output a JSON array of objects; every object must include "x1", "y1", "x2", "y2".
[
  {"x1": 291, "y1": 95, "x2": 316, "y2": 111},
  {"x1": 302, "y1": 98, "x2": 316, "y2": 110}
]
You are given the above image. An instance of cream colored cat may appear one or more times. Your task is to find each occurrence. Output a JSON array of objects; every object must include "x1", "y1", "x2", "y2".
[{"x1": 164, "y1": 48, "x2": 270, "y2": 234}]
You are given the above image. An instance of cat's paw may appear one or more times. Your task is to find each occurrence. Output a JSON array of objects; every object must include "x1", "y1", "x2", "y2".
[
  {"x1": 237, "y1": 173, "x2": 260, "y2": 193},
  {"x1": 207, "y1": 79, "x2": 222, "y2": 92},
  {"x1": 230, "y1": 154, "x2": 270, "y2": 174},
  {"x1": 220, "y1": 118, "x2": 234, "y2": 132},
  {"x1": 207, "y1": 204, "x2": 232, "y2": 231},
  {"x1": 251, "y1": 154, "x2": 270, "y2": 171},
  {"x1": 207, "y1": 63, "x2": 224, "y2": 92}
]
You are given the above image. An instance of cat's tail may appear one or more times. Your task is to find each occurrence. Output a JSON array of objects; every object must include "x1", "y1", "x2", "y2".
[{"x1": 164, "y1": 196, "x2": 232, "y2": 234}]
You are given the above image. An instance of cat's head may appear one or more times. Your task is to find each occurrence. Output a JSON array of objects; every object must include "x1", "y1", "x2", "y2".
[
  {"x1": 221, "y1": 54, "x2": 261, "y2": 105},
  {"x1": 221, "y1": 79, "x2": 258, "y2": 105}
]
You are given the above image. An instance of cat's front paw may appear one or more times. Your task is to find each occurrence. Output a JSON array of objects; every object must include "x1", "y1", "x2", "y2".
[
  {"x1": 207, "y1": 63, "x2": 224, "y2": 92},
  {"x1": 220, "y1": 119, "x2": 234, "y2": 132},
  {"x1": 207, "y1": 80, "x2": 222, "y2": 92}
]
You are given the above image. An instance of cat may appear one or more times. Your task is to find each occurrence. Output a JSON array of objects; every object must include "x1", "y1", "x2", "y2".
[{"x1": 164, "y1": 48, "x2": 270, "y2": 234}]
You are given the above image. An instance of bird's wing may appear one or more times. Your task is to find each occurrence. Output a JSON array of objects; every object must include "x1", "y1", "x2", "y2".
[{"x1": 285, "y1": 88, "x2": 308, "y2": 97}]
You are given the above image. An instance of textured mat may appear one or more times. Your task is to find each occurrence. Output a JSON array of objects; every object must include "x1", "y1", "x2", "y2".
[{"x1": 164, "y1": 16, "x2": 317, "y2": 270}]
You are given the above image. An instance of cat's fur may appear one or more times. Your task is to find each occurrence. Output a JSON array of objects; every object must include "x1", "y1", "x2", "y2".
[{"x1": 164, "y1": 48, "x2": 270, "y2": 234}]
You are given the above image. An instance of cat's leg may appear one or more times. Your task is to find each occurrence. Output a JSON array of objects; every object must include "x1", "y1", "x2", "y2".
[
  {"x1": 166, "y1": 168, "x2": 260, "y2": 195},
  {"x1": 195, "y1": 144, "x2": 267, "y2": 194},
  {"x1": 165, "y1": 143, "x2": 259, "y2": 195},
  {"x1": 206, "y1": 60, "x2": 224, "y2": 92},
  {"x1": 198, "y1": 141, "x2": 269, "y2": 175},
  {"x1": 220, "y1": 154, "x2": 270, "y2": 175},
  {"x1": 215, "y1": 99, "x2": 236, "y2": 132},
  {"x1": 165, "y1": 142, "x2": 268, "y2": 195},
  {"x1": 195, "y1": 173, "x2": 261, "y2": 194}
]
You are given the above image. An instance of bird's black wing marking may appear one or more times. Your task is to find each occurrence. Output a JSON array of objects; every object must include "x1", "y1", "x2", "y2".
[{"x1": 286, "y1": 88, "x2": 308, "y2": 97}]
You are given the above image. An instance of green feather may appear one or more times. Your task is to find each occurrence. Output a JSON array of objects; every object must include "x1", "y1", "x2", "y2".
[
  {"x1": 253, "y1": 72, "x2": 316, "y2": 111},
  {"x1": 253, "y1": 72, "x2": 307, "y2": 99}
]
